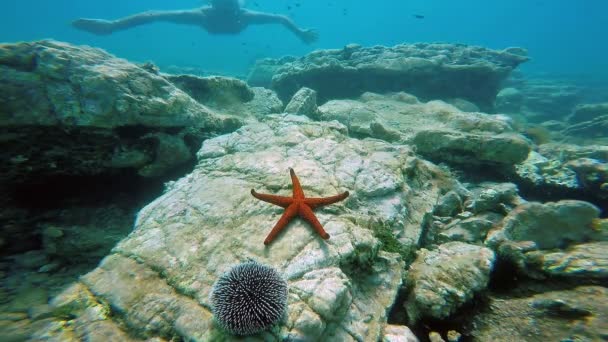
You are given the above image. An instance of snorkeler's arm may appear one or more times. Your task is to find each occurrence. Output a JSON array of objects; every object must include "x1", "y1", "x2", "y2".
[
  {"x1": 72, "y1": 9, "x2": 207, "y2": 35},
  {"x1": 242, "y1": 10, "x2": 318, "y2": 44}
]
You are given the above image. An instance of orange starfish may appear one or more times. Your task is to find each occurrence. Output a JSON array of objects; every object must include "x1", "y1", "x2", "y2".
[{"x1": 251, "y1": 168, "x2": 349, "y2": 245}]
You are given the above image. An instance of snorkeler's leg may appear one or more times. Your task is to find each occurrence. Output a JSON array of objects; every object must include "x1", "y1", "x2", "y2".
[
  {"x1": 72, "y1": 18, "x2": 114, "y2": 35},
  {"x1": 72, "y1": 9, "x2": 205, "y2": 35}
]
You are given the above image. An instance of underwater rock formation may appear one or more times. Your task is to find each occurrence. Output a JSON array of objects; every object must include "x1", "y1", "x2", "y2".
[
  {"x1": 515, "y1": 143, "x2": 608, "y2": 201},
  {"x1": 562, "y1": 116, "x2": 608, "y2": 143},
  {"x1": 540, "y1": 143, "x2": 608, "y2": 162},
  {"x1": 413, "y1": 130, "x2": 530, "y2": 166},
  {"x1": 487, "y1": 200, "x2": 601, "y2": 250},
  {"x1": 313, "y1": 92, "x2": 531, "y2": 168},
  {"x1": 247, "y1": 56, "x2": 297, "y2": 87},
  {"x1": 245, "y1": 87, "x2": 285, "y2": 117},
  {"x1": 495, "y1": 78, "x2": 583, "y2": 122},
  {"x1": 164, "y1": 74, "x2": 254, "y2": 107},
  {"x1": 38, "y1": 205, "x2": 135, "y2": 263},
  {"x1": 515, "y1": 151, "x2": 581, "y2": 190},
  {"x1": 0, "y1": 40, "x2": 236, "y2": 185},
  {"x1": 569, "y1": 102, "x2": 608, "y2": 123},
  {"x1": 405, "y1": 241, "x2": 495, "y2": 322},
  {"x1": 537, "y1": 241, "x2": 608, "y2": 278},
  {"x1": 284, "y1": 87, "x2": 319, "y2": 118},
  {"x1": 2, "y1": 38, "x2": 605, "y2": 342},
  {"x1": 470, "y1": 286, "x2": 608, "y2": 341},
  {"x1": 164, "y1": 73, "x2": 283, "y2": 120},
  {"x1": 0, "y1": 204, "x2": 139, "y2": 341},
  {"x1": 262, "y1": 43, "x2": 528, "y2": 110},
  {"x1": 565, "y1": 158, "x2": 608, "y2": 197},
  {"x1": 561, "y1": 102, "x2": 608, "y2": 144},
  {"x1": 32, "y1": 115, "x2": 454, "y2": 341},
  {"x1": 485, "y1": 200, "x2": 607, "y2": 279},
  {"x1": 424, "y1": 182, "x2": 522, "y2": 246}
]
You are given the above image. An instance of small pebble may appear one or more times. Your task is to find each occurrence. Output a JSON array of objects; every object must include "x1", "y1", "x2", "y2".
[
  {"x1": 447, "y1": 330, "x2": 462, "y2": 342},
  {"x1": 429, "y1": 331, "x2": 446, "y2": 342}
]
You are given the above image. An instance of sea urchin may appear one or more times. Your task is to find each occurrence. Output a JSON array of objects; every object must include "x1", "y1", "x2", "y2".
[{"x1": 210, "y1": 260, "x2": 288, "y2": 335}]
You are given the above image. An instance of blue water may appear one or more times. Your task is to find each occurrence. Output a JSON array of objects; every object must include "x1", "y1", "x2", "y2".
[{"x1": 1, "y1": 0, "x2": 607, "y2": 78}]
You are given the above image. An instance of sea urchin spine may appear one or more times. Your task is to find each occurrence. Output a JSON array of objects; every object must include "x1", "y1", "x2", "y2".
[{"x1": 210, "y1": 260, "x2": 288, "y2": 336}]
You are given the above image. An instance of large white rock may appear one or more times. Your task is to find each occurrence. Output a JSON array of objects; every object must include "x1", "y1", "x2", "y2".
[{"x1": 36, "y1": 115, "x2": 453, "y2": 341}]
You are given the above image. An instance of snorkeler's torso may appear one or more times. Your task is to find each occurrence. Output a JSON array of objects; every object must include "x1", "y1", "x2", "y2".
[{"x1": 201, "y1": 8, "x2": 247, "y2": 34}]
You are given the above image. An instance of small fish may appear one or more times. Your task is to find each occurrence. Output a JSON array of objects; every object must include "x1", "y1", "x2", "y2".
[{"x1": 413, "y1": 14, "x2": 425, "y2": 19}]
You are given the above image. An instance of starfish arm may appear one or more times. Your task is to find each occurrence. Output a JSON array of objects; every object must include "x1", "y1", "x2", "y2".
[
  {"x1": 304, "y1": 191, "x2": 349, "y2": 209},
  {"x1": 264, "y1": 203, "x2": 299, "y2": 245},
  {"x1": 289, "y1": 168, "x2": 305, "y2": 199},
  {"x1": 299, "y1": 204, "x2": 330, "y2": 240},
  {"x1": 251, "y1": 189, "x2": 293, "y2": 208}
]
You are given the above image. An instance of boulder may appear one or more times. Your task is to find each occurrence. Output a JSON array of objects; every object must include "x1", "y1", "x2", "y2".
[
  {"x1": 463, "y1": 182, "x2": 521, "y2": 214},
  {"x1": 247, "y1": 56, "x2": 297, "y2": 87},
  {"x1": 515, "y1": 144, "x2": 608, "y2": 202},
  {"x1": 433, "y1": 191, "x2": 464, "y2": 217},
  {"x1": 0, "y1": 40, "x2": 236, "y2": 185},
  {"x1": 485, "y1": 200, "x2": 608, "y2": 279},
  {"x1": 164, "y1": 73, "x2": 283, "y2": 120},
  {"x1": 531, "y1": 241, "x2": 608, "y2": 279},
  {"x1": 316, "y1": 93, "x2": 530, "y2": 168},
  {"x1": 436, "y1": 213, "x2": 502, "y2": 244},
  {"x1": 425, "y1": 182, "x2": 521, "y2": 246},
  {"x1": 284, "y1": 87, "x2": 319, "y2": 118},
  {"x1": 33, "y1": 115, "x2": 454, "y2": 341},
  {"x1": 269, "y1": 43, "x2": 528, "y2": 110},
  {"x1": 486, "y1": 200, "x2": 601, "y2": 250},
  {"x1": 163, "y1": 74, "x2": 254, "y2": 107},
  {"x1": 515, "y1": 151, "x2": 580, "y2": 190},
  {"x1": 243, "y1": 87, "x2": 284, "y2": 118},
  {"x1": 413, "y1": 130, "x2": 530, "y2": 166},
  {"x1": 569, "y1": 103, "x2": 608, "y2": 123},
  {"x1": 405, "y1": 242, "x2": 495, "y2": 322}
]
